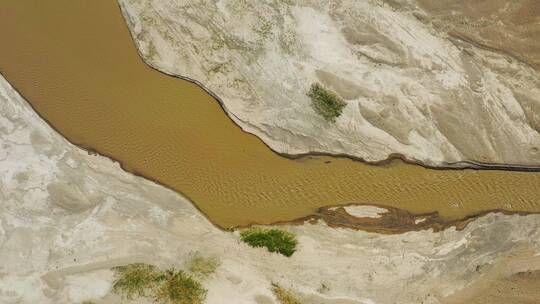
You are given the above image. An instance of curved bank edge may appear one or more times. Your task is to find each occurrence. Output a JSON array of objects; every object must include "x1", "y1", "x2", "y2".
[{"x1": 116, "y1": 2, "x2": 540, "y2": 173}]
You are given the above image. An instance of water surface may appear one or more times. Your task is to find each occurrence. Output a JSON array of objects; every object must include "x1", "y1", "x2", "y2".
[{"x1": 0, "y1": 1, "x2": 538, "y2": 228}]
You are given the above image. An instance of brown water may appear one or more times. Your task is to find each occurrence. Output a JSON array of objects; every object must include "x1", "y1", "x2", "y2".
[{"x1": 0, "y1": 1, "x2": 538, "y2": 228}]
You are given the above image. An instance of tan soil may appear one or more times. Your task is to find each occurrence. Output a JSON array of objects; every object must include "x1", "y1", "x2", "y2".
[
  {"x1": 443, "y1": 255, "x2": 540, "y2": 304},
  {"x1": 417, "y1": 0, "x2": 540, "y2": 70},
  {"x1": 463, "y1": 271, "x2": 540, "y2": 304}
]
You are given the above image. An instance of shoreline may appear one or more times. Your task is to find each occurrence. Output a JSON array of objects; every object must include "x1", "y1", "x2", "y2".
[
  {"x1": 116, "y1": 3, "x2": 540, "y2": 173},
  {"x1": 5, "y1": 75, "x2": 539, "y2": 233}
]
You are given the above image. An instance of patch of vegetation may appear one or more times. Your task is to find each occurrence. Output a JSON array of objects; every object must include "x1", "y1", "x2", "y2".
[
  {"x1": 112, "y1": 263, "x2": 207, "y2": 304},
  {"x1": 187, "y1": 253, "x2": 220, "y2": 277},
  {"x1": 112, "y1": 263, "x2": 163, "y2": 299},
  {"x1": 307, "y1": 83, "x2": 347, "y2": 123},
  {"x1": 254, "y1": 18, "x2": 273, "y2": 39},
  {"x1": 154, "y1": 268, "x2": 207, "y2": 304},
  {"x1": 240, "y1": 228, "x2": 298, "y2": 257},
  {"x1": 272, "y1": 283, "x2": 302, "y2": 304},
  {"x1": 146, "y1": 40, "x2": 158, "y2": 60}
]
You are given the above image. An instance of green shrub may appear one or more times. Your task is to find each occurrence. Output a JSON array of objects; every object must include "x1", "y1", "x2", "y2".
[
  {"x1": 112, "y1": 263, "x2": 207, "y2": 304},
  {"x1": 272, "y1": 283, "x2": 302, "y2": 304},
  {"x1": 307, "y1": 83, "x2": 347, "y2": 122},
  {"x1": 112, "y1": 263, "x2": 163, "y2": 299},
  {"x1": 240, "y1": 228, "x2": 298, "y2": 257},
  {"x1": 187, "y1": 253, "x2": 220, "y2": 277},
  {"x1": 154, "y1": 268, "x2": 207, "y2": 304}
]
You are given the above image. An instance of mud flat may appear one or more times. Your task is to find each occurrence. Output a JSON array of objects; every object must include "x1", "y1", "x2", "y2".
[{"x1": 0, "y1": 1, "x2": 539, "y2": 228}]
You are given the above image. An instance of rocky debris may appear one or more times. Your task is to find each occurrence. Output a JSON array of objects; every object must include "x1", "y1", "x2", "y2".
[
  {"x1": 2, "y1": 73, "x2": 540, "y2": 303},
  {"x1": 118, "y1": 0, "x2": 540, "y2": 167}
]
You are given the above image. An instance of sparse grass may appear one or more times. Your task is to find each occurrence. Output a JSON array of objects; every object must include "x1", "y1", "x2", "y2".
[
  {"x1": 112, "y1": 263, "x2": 163, "y2": 299},
  {"x1": 240, "y1": 228, "x2": 297, "y2": 257},
  {"x1": 112, "y1": 263, "x2": 207, "y2": 304},
  {"x1": 307, "y1": 83, "x2": 347, "y2": 122},
  {"x1": 154, "y1": 268, "x2": 207, "y2": 304},
  {"x1": 187, "y1": 253, "x2": 220, "y2": 277},
  {"x1": 272, "y1": 283, "x2": 302, "y2": 304},
  {"x1": 146, "y1": 40, "x2": 158, "y2": 60}
]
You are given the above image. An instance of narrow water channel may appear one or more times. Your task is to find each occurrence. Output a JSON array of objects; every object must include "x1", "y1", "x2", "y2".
[{"x1": 0, "y1": 0, "x2": 538, "y2": 228}]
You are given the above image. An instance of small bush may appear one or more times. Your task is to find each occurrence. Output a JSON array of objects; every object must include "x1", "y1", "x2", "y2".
[
  {"x1": 112, "y1": 263, "x2": 163, "y2": 299},
  {"x1": 187, "y1": 253, "x2": 220, "y2": 277},
  {"x1": 240, "y1": 228, "x2": 297, "y2": 257},
  {"x1": 307, "y1": 83, "x2": 347, "y2": 122},
  {"x1": 272, "y1": 283, "x2": 302, "y2": 304},
  {"x1": 154, "y1": 268, "x2": 207, "y2": 304}
]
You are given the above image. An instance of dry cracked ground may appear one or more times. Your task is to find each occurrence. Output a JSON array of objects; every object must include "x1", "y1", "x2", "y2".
[
  {"x1": 119, "y1": 0, "x2": 540, "y2": 167},
  {"x1": 2, "y1": 0, "x2": 540, "y2": 303}
]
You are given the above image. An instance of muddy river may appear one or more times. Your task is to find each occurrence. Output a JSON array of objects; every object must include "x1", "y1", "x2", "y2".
[{"x1": 0, "y1": 1, "x2": 538, "y2": 228}]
